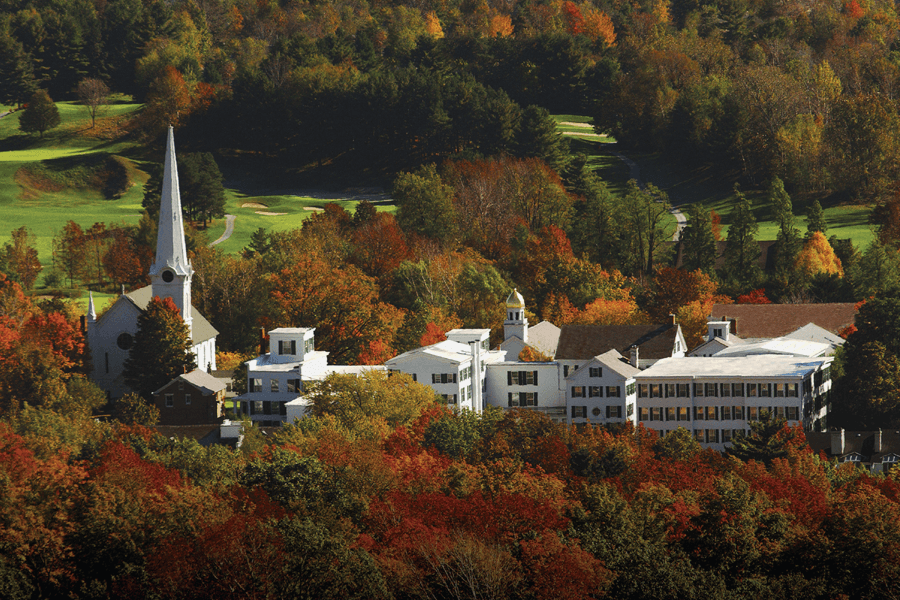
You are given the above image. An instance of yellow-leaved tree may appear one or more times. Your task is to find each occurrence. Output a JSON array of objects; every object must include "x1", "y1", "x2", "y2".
[{"x1": 795, "y1": 231, "x2": 843, "y2": 279}]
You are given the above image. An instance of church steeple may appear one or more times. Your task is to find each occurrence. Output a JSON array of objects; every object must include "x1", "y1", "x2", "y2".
[{"x1": 149, "y1": 126, "x2": 193, "y2": 335}]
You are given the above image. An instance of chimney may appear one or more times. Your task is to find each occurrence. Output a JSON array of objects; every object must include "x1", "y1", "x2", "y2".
[
  {"x1": 669, "y1": 313, "x2": 676, "y2": 326},
  {"x1": 630, "y1": 345, "x2": 639, "y2": 368},
  {"x1": 875, "y1": 429, "x2": 883, "y2": 453},
  {"x1": 831, "y1": 428, "x2": 845, "y2": 455},
  {"x1": 260, "y1": 327, "x2": 267, "y2": 355}
]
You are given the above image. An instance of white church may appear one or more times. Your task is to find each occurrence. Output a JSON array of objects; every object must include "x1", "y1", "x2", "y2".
[{"x1": 86, "y1": 127, "x2": 217, "y2": 398}]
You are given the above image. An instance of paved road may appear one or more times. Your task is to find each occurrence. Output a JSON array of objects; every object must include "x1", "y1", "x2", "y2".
[
  {"x1": 209, "y1": 214, "x2": 236, "y2": 247},
  {"x1": 611, "y1": 148, "x2": 686, "y2": 241},
  {"x1": 0, "y1": 111, "x2": 12, "y2": 119}
]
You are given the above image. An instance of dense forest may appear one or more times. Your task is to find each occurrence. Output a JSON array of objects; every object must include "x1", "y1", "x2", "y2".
[{"x1": 6, "y1": 0, "x2": 900, "y2": 596}]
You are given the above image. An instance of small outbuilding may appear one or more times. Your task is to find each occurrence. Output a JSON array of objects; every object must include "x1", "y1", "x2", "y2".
[{"x1": 153, "y1": 369, "x2": 227, "y2": 426}]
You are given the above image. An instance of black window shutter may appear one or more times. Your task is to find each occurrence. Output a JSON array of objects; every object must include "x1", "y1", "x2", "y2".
[
  {"x1": 507, "y1": 371, "x2": 512, "y2": 385},
  {"x1": 533, "y1": 371, "x2": 538, "y2": 385},
  {"x1": 290, "y1": 340, "x2": 296, "y2": 354}
]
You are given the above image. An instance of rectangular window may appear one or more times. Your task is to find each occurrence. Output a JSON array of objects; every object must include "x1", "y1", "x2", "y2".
[
  {"x1": 721, "y1": 405, "x2": 731, "y2": 420},
  {"x1": 733, "y1": 405, "x2": 744, "y2": 420},
  {"x1": 563, "y1": 365, "x2": 570, "y2": 377},
  {"x1": 435, "y1": 373, "x2": 457, "y2": 384},
  {"x1": 786, "y1": 383, "x2": 799, "y2": 397},
  {"x1": 695, "y1": 429, "x2": 704, "y2": 442},
  {"x1": 626, "y1": 383, "x2": 636, "y2": 396},
  {"x1": 639, "y1": 407, "x2": 649, "y2": 421},
  {"x1": 251, "y1": 378, "x2": 262, "y2": 393},
  {"x1": 723, "y1": 429, "x2": 733, "y2": 443},
  {"x1": 748, "y1": 406, "x2": 758, "y2": 420},
  {"x1": 606, "y1": 386, "x2": 621, "y2": 397},
  {"x1": 787, "y1": 406, "x2": 799, "y2": 420},
  {"x1": 651, "y1": 407, "x2": 663, "y2": 421},
  {"x1": 665, "y1": 383, "x2": 676, "y2": 398},
  {"x1": 508, "y1": 392, "x2": 519, "y2": 407},
  {"x1": 732, "y1": 383, "x2": 744, "y2": 397},
  {"x1": 253, "y1": 400, "x2": 263, "y2": 414},
  {"x1": 747, "y1": 383, "x2": 758, "y2": 397},
  {"x1": 720, "y1": 384, "x2": 731, "y2": 397},
  {"x1": 694, "y1": 383, "x2": 704, "y2": 397},
  {"x1": 694, "y1": 406, "x2": 705, "y2": 421},
  {"x1": 705, "y1": 383, "x2": 718, "y2": 397},
  {"x1": 572, "y1": 406, "x2": 587, "y2": 419},
  {"x1": 705, "y1": 406, "x2": 718, "y2": 420},
  {"x1": 165, "y1": 394, "x2": 174, "y2": 407},
  {"x1": 287, "y1": 379, "x2": 301, "y2": 393},
  {"x1": 589, "y1": 367, "x2": 602, "y2": 377},
  {"x1": 606, "y1": 405, "x2": 622, "y2": 419},
  {"x1": 707, "y1": 429, "x2": 719, "y2": 443},
  {"x1": 775, "y1": 384, "x2": 786, "y2": 397},
  {"x1": 271, "y1": 380, "x2": 279, "y2": 393},
  {"x1": 677, "y1": 406, "x2": 689, "y2": 421},
  {"x1": 588, "y1": 386, "x2": 602, "y2": 398},
  {"x1": 638, "y1": 384, "x2": 649, "y2": 398},
  {"x1": 759, "y1": 383, "x2": 772, "y2": 397},
  {"x1": 305, "y1": 338, "x2": 314, "y2": 353},
  {"x1": 677, "y1": 383, "x2": 690, "y2": 397},
  {"x1": 442, "y1": 394, "x2": 458, "y2": 404},
  {"x1": 650, "y1": 384, "x2": 663, "y2": 398},
  {"x1": 263, "y1": 401, "x2": 272, "y2": 415},
  {"x1": 775, "y1": 406, "x2": 786, "y2": 419},
  {"x1": 627, "y1": 404, "x2": 634, "y2": 417},
  {"x1": 571, "y1": 386, "x2": 586, "y2": 398},
  {"x1": 184, "y1": 393, "x2": 191, "y2": 406},
  {"x1": 666, "y1": 407, "x2": 676, "y2": 421}
]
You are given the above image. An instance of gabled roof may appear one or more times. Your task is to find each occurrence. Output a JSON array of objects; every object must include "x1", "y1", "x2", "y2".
[
  {"x1": 713, "y1": 337, "x2": 831, "y2": 358},
  {"x1": 528, "y1": 321, "x2": 562, "y2": 357},
  {"x1": 709, "y1": 303, "x2": 857, "y2": 338},
  {"x1": 153, "y1": 368, "x2": 226, "y2": 396},
  {"x1": 594, "y1": 349, "x2": 640, "y2": 378},
  {"x1": 127, "y1": 285, "x2": 218, "y2": 344},
  {"x1": 387, "y1": 340, "x2": 506, "y2": 365},
  {"x1": 556, "y1": 323, "x2": 680, "y2": 360},
  {"x1": 784, "y1": 323, "x2": 846, "y2": 348}
]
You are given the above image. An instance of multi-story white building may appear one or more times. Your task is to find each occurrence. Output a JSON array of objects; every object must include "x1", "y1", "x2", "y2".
[
  {"x1": 385, "y1": 329, "x2": 506, "y2": 412},
  {"x1": 565, "y1": 349, "x2": 640, "y2": 426},
  {"x1": 633, "y1": 355, "x2": 833, "y2": 449}
]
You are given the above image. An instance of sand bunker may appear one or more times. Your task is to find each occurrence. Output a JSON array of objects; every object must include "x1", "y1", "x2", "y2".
[
  {"x1": 255, "y1": 211, "x2": 287, "y2": 216},
  {"x1": 242, "y1": 202, "x2": 268, "y2": 209},
  {"x1": 303, "y1": 206, "x2": 324, "y2": 212}
]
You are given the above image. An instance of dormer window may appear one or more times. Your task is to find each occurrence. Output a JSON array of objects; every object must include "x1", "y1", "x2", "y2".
[{"x1": 278, "y1": 340, "x2": 297, "y2": 355}]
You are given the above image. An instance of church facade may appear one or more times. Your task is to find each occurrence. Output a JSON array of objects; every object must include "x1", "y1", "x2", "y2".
[{"x1": 86, "y1": 127, "x2": 217, "y2": 398}]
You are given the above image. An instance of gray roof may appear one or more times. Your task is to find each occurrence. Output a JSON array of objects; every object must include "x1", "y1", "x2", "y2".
[
  {"x1": 153, "y1": 368, "x2": 226, "y2": 396},
  {"x1": 528, "y1": 321, "x2": 562, "y2": 357},
  {"x1": 127, "y1": 285, "x2": 218, "y2": 344},
  {"x1": 783, "y1": 323, "x2": 845, "y2": 348},
  {"x1": 595, "y1": 349, "x2": 640, "y2": 378},
  {"x1": 635, "y1": 356, "x2": 831, "y2": 379}
]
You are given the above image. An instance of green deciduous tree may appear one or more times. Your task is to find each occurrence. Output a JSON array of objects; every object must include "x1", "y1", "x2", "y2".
[
  {"x1": 19, "y1": 89, "x2": 60, "y2": 138},
  {"x1": 1, "y1": 227, "x2": 42, "y2": 290},
  {"x1": 393, "y1": 164, "x2": 457, "y2": 244},
  {"x1": 52, "y1": 221, "x2": 87, "y2": 287},
  {"x1": 122, "y1": 296, "x2": 196, "y2": 399}
]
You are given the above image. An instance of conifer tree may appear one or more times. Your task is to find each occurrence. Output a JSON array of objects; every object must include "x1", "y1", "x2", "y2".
[
  {"x1": 681, "y1": 203, "x2": 718, "y2": 274},
  {"x1": 123, "y1": 296, "x2": 196, "y2": 400},
  {"x1": 806, "y1": 199, "x2": 828, "y2": 236},
  {"x1": 727, "y1": 410, "x2": 798, "y2": 465},
  {"x1": 722, "y1": 185, "x2": 761, "y2": 289},
  {"x1": 769, "y1": 177, "x2": 803, "y2": 292}
]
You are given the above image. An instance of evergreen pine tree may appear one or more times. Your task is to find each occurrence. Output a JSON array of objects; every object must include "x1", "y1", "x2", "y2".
[
  {"x1": 806, "y1": 199, "x2": 828, "y2": 236},
  {"x1": 123, "y1": 296, "x2": 197, "y2": 400},
  {"x1": 727, "y1": 410, "x2": 798, "y2": 465},
  {"x1": 722, "y1": 185, "x2": 761, "y2": 289},
  {"x1": 0, "y1": 30, "x2": 36, "y2": 107},
  {"x1": 19, "y1": 90, "x2": 61, "y2": 138},
  {"x1": 680, "y1": 203, "x2": 718, "y2": 274},
  {"x1": 769, "y1": 177, "x2": 803, "y2": 292}
]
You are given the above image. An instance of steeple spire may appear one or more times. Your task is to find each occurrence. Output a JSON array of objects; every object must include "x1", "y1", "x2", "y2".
[
  {"x1": 87, "y1": 291, "x2": 96, "y2": 321},
  {"x1": 149, "y1": 126, "x2": 194, "y2": 332},
  {"x1": 152, "y1": 126, "x2": 190, "y2": 273}
]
